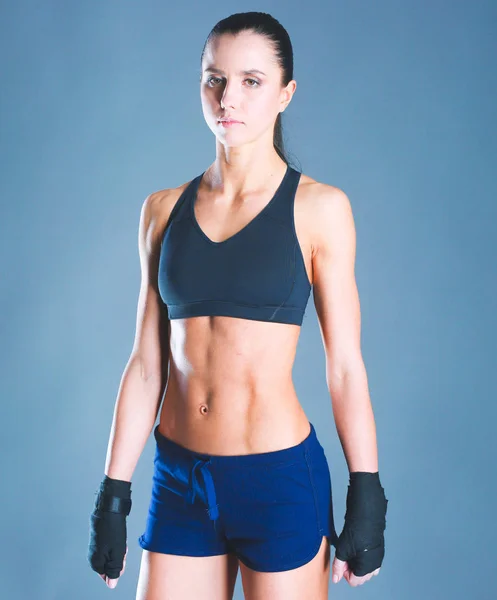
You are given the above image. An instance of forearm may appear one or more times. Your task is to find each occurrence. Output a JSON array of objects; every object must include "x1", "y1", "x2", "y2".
[
  {"x1": 328, "y1": 360, "x2": 379, "y2": 473},
  {"x1": 104, "y1": 353, "x2": 167, "y2": 482}
]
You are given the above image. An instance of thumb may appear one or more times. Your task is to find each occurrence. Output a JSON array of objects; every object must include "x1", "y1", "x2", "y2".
[{"x1": 332, "y1": 556, "x2": 347, "y2": 584}]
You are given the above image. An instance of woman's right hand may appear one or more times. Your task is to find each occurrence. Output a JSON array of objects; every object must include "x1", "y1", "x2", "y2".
[
  {"x1": 88, "y1": 508, "x2": 129, "y2": 587},
  {"x1": 87, "y1": 476, "x2": 132, "y2": 589},
  {"x1": 98, "y1": 546, "x2": 128, "y2": 589}
]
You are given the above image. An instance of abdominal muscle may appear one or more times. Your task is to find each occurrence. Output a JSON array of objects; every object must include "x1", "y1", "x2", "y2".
[{"x1": 157, "y1": 314, "x2": 312, "y2": 456}]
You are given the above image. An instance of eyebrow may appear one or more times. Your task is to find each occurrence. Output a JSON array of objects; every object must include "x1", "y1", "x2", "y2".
[{"x1": 204, "y1": 67, "x2": 267, "y2": 76}]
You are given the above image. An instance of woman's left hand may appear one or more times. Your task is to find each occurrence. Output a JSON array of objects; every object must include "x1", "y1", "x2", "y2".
[{"x1": 332, "y1": 555, "x2": 380, "y2": 587}]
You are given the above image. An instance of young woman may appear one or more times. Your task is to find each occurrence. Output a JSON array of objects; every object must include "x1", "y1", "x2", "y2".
[{"x1": 88, "y1": 11, "x2": 388, "y2": 600}]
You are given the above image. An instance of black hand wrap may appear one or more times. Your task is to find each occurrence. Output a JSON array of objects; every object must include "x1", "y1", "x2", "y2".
[
  {"x1": 334, "y1": 471, "x2": 388, "y2": 577},
  {"x1": 87, "y1": 475, "x2": 132, "y2": 580}
]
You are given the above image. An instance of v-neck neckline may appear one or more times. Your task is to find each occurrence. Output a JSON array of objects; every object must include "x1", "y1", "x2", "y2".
[{"x1": 190, "y1": 164, "x2": 291, "y2": 246}]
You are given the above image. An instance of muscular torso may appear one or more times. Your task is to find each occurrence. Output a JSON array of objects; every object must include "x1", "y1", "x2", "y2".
[{"x1": 154, "y1": 169, "x2": 320, "y2": 455}]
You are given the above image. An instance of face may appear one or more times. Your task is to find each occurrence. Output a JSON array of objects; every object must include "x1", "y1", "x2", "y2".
[{"x1": 200, "y1": 31, "x2": 296, "y2": 147}]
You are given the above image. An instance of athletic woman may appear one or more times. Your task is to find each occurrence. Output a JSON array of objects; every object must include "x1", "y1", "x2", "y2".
[{"x1": 88, "y1": 11, "x2": 388, "y2": 600}]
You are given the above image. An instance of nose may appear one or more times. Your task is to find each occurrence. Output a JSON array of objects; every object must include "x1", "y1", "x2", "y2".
[{"x1": 220, "y1": 80, "x2": 238, "y2": 110}]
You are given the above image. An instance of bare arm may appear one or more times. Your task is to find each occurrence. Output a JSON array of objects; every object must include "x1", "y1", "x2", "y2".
[
  {"x1": 103, "y1": 192, "x2": 172, "y2": 481},
  {"x1": 312, "y1": 184, "x2": 378, "y2": 473}
]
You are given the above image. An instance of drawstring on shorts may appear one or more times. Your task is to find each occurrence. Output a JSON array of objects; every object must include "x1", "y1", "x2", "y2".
[{"x1": 186, "y1": 458, "x2": 220, "y2": 521}]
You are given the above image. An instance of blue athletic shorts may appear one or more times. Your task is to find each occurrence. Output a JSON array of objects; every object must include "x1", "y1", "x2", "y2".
[{"x1": 138, "y1": 421, "x2": 339, "y2": 572}]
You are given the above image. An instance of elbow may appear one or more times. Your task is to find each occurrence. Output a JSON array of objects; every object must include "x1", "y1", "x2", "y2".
[
  {"x1": 128, "y1": 351, "x2": 162, "y2": 384},
  {"x1": 326, "y1": 353, "x2": 366, "y2": 390}
]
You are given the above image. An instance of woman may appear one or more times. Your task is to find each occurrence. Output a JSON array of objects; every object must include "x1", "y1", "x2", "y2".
[{"x1": 88, "y1": 11, "x2": 388, "y2": 600}]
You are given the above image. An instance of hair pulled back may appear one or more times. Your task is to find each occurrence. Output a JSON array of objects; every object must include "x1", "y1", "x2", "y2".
[{"x1": 200, "y1": 12, "x2": 299, "y2": 168}]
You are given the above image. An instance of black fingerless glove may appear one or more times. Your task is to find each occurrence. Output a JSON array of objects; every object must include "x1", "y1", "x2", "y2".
[
  {"x1": 87, "y1": 475, "x2": 132, "y2": 579},
  {"x1": 335, "y1": 471, "x2": 388, "y2": 577}
]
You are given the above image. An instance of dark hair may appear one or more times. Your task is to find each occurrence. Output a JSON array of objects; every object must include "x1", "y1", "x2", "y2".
[{"x1": 200, "y1": 12, "x2": 300, "y2": 169}]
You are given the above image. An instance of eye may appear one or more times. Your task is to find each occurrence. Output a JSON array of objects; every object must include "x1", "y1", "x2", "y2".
[
  {"x1": 206, "y1": 76, "x2": 260, "y2": 87},
  {"x1": 206, "y1": 76, "x2": 222, "y2": 85}
]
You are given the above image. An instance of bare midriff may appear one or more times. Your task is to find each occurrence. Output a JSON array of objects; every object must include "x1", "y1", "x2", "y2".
[{"x1": 157, "y1": 315, "x2": 312, "y2": 455}]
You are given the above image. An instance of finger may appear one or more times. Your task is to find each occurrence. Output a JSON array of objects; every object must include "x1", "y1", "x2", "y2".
[
  {"x1": 332, "y1": 556, "x2": 347, "y2": 581},
  {"x1": 108, "y1": 579, "x2": 117, "y2": 589},
  {"x1": 106, "y1": 556, "x2": 125, "y2": 579},
  {"x1": 348, "y1": 572, "x2": 366, "y2": 587},
  {"x1": 350, "y1": 572, "x2": 374, "y2": 587}
]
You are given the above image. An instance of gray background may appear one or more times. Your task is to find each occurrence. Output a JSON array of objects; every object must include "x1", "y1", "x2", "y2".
[{"x1": 1, "y1": 1, "x2": 495, "y2": 599}]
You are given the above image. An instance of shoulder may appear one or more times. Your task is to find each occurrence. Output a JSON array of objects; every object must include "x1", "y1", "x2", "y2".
[
  {"x1": 297, "y1": 172, "x2": 355, "y2": 256},
  {"x1": 139, "y1": 177, "x2": 195, "y2": 246},
  {"x1": 297, "y1": 172, "x2": 352, "y2": 220},
  {"x1": 141, "y1": 180, "x2": 190, "y2": 228}
]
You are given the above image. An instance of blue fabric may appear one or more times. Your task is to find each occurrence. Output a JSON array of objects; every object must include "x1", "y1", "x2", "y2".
[
  {"x1": 138, "y1": 422, "x2": 339, "y2": 573},
  {"x1": 157, "y1": 164, "x2": 312, "y2": 326}
]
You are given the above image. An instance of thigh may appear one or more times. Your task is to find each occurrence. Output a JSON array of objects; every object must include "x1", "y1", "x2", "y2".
[
  {"x1": 217, "y1": 439, "x2": 337, "y2": 574},
  {"x1": 135, "y1": 549, "x2": 239, "y2": 600},
  {"x1": 138, "y1": 435, "x2": 229, "y2": 557},
  {"x1": 239, "y1": 535, "x2": 330, "y2": 600}
]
